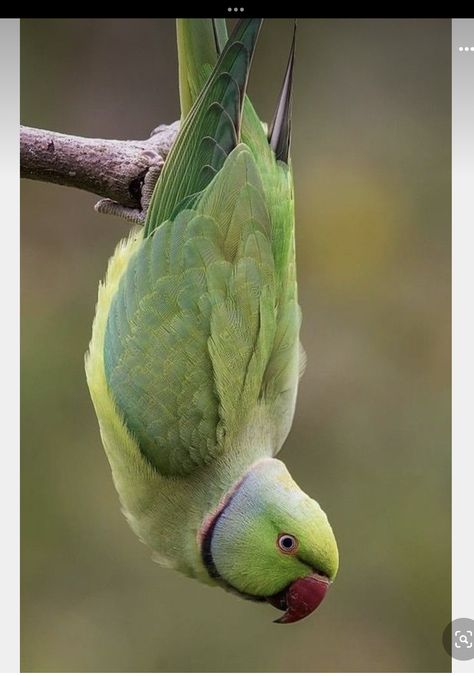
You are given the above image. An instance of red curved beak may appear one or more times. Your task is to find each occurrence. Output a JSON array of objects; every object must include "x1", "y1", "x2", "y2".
[{"x1": 267, "y1": 573, "x2": 331, "y2": 624}]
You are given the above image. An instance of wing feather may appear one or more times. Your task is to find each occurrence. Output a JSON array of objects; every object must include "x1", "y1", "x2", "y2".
[
  {"x1": 104, "y1": 147, "x2": 297, "y2": 475},
  {"x1": 101, "y1": 20, "x2": 302, "y2": 477}
]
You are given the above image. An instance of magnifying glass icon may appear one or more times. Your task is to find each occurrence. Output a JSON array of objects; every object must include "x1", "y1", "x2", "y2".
[{"x1": 460, "y1": 635, "x2": 468, "y2": 645}]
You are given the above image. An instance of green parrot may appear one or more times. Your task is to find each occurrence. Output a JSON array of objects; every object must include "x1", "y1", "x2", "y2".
[{"x1": 86, "y1": 18, "x2": 338, "y2": 624}]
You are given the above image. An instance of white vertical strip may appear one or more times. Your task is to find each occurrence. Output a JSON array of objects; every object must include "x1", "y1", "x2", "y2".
[
  {"x1": 452, "y1": 18, "x2": 474, "y2": 674},
  {"x1": 0, "y1": 18, "x2": 20, "y2": 674}
]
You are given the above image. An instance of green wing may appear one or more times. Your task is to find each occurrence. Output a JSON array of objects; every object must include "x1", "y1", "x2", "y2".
[
  {"x1": 105, "y1": 146, "x2": 285, "y2": 476},
  {"x1": 103, "y1": 19, "x2": 301, "y2": 477}
]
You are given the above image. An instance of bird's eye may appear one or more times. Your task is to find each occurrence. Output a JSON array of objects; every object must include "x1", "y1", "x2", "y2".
[{"x1": 277, "y1": 533, "x2": 298, "y2": 554}]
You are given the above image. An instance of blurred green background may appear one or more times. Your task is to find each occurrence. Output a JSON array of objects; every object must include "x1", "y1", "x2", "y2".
[{"x1": 21, "y1": 19, "x2": 451, "y2": 672}]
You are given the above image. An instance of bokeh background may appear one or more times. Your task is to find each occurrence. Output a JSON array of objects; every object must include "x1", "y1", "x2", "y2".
[{"x1": 21, "y1": 19, "x2": 451, "y2": 672}]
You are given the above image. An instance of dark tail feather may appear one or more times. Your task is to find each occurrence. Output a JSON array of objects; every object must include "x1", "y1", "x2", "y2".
[
  {"x1": 212, "y1": 18, "x2": 228, "y2": 55},
  {"x1": 268, "y1": 21, "x2": 296, "y2": 163}
]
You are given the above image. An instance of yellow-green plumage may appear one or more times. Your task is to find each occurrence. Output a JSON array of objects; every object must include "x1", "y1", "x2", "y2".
[{"x1": 86, "y1": 18, "x2": 338, "y2": 620}]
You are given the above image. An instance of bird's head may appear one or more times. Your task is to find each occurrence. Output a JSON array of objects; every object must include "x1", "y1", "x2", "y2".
[{"x1": 200, "y1": 458, "x2": 338, "y2": 623}]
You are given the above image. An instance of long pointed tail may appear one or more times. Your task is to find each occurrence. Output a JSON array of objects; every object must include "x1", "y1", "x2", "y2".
[
  {"x1": 177, "y1": 19, "x2": 228, "y2": 119},
  {"x1": 146, "y1": 18, "x2": 263, "y2": 237},
  {"x1": 268, "y1": 21, "x2": 296, "y2": 163}
]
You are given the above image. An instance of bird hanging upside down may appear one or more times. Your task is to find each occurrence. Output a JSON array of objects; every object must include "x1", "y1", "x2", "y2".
[{"x1": 86, "y1": 18, "x2": 338, "y2": 624}]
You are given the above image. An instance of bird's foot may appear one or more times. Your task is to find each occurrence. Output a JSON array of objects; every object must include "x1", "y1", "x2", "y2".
[{"x1": 95, "y1": 161, "x2": 163, "y2": 225}]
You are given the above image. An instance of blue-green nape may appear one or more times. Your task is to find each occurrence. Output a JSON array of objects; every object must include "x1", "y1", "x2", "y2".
[{"x1": 201, "y1": 458, "x2": 338, "y2": 622}]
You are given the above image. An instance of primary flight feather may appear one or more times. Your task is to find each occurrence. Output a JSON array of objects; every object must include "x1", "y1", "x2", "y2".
[{"x1": 86, "y1": 18, "x2": 338, "y2": 624}]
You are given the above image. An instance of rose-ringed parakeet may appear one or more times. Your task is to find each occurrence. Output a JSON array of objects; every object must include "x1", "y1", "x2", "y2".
[{"x1": 86, "y1": 18, "x2": 338, "y2": 624}]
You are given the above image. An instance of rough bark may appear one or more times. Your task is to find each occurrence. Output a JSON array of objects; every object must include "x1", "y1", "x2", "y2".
[{"x1": 20, "y1": 122, "x2": 179, "y2": 210}]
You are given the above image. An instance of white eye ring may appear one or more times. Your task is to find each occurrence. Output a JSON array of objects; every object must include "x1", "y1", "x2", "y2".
[{"x1": 277, "y1": 533, "x2": 298, "y2": 554}]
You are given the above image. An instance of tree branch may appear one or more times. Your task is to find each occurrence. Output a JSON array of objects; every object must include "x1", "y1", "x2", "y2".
[{"x1": 20, "y1": 122, "x2": 179, "y2": 213}]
